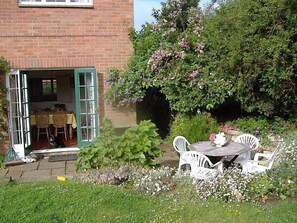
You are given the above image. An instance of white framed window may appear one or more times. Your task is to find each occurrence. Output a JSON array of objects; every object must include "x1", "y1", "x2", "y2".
[{"x1": 18, "y1": 0, "x2": 93, "y2": 8}]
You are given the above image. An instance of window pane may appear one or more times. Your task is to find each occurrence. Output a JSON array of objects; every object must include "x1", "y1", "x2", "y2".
[
  {"x1": 42, "y1": 78, "x2": 56, "y2": 95},
  {"x1": 52, "y1": 79, "x2": 57, "y2": 94},
  {"x1": 42, "y1": 79, "x2": 51, "y2": 95}
]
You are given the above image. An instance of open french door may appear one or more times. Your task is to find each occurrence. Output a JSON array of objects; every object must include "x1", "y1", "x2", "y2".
[
  {"x1": 6, "y1": 70, "x2": 31, "y2": 158},
  {"x1": 74, "y1": 68, "x2": 99, "y2": 148}
]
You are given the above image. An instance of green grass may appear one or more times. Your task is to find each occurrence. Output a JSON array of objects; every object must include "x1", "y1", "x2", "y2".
[{"x1": 0, "y1": 181, "x2": 296, "y2": 223}]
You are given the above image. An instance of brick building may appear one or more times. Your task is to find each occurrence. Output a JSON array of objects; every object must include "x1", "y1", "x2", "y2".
[{"x1": 0, "y1": 0, "x2": 136, "y2": 157}]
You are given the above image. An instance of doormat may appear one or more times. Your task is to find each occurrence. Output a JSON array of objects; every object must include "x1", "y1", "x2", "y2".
[{"x1": 48, "y1": 153, "x2": 78, "y2": 162}]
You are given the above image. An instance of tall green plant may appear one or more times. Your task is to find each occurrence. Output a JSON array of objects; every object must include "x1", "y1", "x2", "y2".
[
  {"x1": 76, "y1": 118, "x2": 121, "y2": 171},
  {"x1": 76, "y1": 118, "x2": 162, "y2": 171},
  {"x1": 119, "y1": 120, "x2": 163, "y2": 166},
  {"x1": 167, "y1": 113, "x2": 220, "y2": 143}
]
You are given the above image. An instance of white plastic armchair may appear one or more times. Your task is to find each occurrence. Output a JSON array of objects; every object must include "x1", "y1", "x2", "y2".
[
  {"x1": 235, "y1": 133, "x2": 259, "y2": 154},
  {"x1": 233, "y1": 134, "x2": 260, "y2": 171},
  {"x1": 245, "y1": 144, "x2": 284, "y2": 174},
  {"x1": 178, "y1": 151, "x2": 222, "y2": 180},
  {"x1": 173, "y1": 136, "x2": 190, "y2": 155},
  {"x1": 173, "y1": 136, "x2": 190, "y2": 169}
]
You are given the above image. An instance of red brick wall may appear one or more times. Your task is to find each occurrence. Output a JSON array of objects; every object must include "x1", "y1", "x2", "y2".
[{"x1": 0, "y1": 0, "x2": 136, "y2": 127}]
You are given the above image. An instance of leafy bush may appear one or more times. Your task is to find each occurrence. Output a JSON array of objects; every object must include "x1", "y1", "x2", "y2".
[
  {"x1": 268, "y1": 134, "x2": 297, "y2": 199},
  {"x1": 203, "y1": 0, "x2": 297, "y2": 117},
  {"x1": 248, "y1": 136, "x2": 297, "y2": 201},
  {"x1": 226, "y1": 116, "x2": 297, "y2": 146},
  {"x1": 248, "y1": 173, "x2": 275, "y2": 201},
  {"x1": 106, "y1": 0, "x2": 297, "y2": 117},
  {"x1": 167, "y1": 113, "x2": 220, "y2": 143},
  {"x1": 230, "y1": 117, "x2": 296, "y2": 135},
  {"x1": 76, "y1": 118, "x2": 163, "y2": 171},
  {"x1": 0, "y1": 56, "x2": 9, "y2": 141},
  {"x1": 75, "y1": 118, "x2": 121, "y2": 170}
]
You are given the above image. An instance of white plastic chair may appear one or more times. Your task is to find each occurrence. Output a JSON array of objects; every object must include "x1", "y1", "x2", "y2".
[
  {"x1": 173, "y1": 136, "x2": 190, "y2": 169},
  {"x1": 178, "y1": 151, "x2": 222, "y2": 180},
  {"x1": 245, "y1": 143, "x2": 284, "y2": 174},
  {"x1": 233, "y1": 134, "x2": 260, "y2": 171},
  {"x1": 173, "y1": 136, "x2": 190, "y2": 155}
]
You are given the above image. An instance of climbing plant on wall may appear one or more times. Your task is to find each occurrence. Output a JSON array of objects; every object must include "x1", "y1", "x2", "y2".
[{"x1": 0, "y1": 56, "x2": 10, "y2": 140}]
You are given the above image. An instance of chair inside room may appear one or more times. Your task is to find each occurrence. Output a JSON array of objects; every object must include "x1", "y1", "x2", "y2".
[
  {"x1": 178, "y1": 151, "x2": 222, "y2": 180},
  {"x1": 52, "y1": 111, "x2": 68, "y2": 141},
  {"x1": 35, "y1": 111, "x2": 50, "y2": 142}
]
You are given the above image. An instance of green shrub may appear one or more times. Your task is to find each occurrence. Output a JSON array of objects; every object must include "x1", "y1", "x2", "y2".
[
  {"x1": 75, "y1": 118, "x2": 121, "y2": 171},
  {"x1": 226, "y1": 116, "x2": 297, "y2": 147},
  {"x1": 248, "y1": 135, "x2": 297, "y2": 200},
  {"x1": 268, "y1": 133, "x2": 297, "y2": 199},
  {"x1": 119, "y1": 120, "x2": 163, "y2": 166},
  {"x1": 167, "y1": 113, "x2": 220, "y2": 144},
  {"x1": 248, "y1": 173, "x2": 275, "y2": 200},
  {"x1": 76, "y1": 118, "x2": 162, "y2": 171}
]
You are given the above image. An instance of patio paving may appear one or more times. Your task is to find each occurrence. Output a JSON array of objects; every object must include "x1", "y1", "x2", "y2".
[
  {"x1": 0, "y1": 157, "x2": 79, "y2": 183},
  {"x1": 0, "y1": 143, "x2": 179, "y2": 183}
]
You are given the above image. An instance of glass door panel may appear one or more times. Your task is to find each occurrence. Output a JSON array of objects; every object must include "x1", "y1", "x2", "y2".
[
  {"x1": 75, "y1": 68, "x2": 99, "y2": 147},
  {"x1": 6, "y1": 70, "x2": 31, "y2": 158}
]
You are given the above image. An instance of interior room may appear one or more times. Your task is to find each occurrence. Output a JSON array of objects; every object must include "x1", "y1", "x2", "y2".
[{"x1": 24, "y1": 69, "x2": 78, "y2": 149}]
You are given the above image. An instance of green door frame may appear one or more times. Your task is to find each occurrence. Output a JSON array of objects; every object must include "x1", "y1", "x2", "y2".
[{"x1": 74, "y1": 68, "x2": 99, "y2": 148}]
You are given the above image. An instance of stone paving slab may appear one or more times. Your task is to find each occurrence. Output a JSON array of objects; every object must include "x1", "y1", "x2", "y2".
[
  {"x1": 0, "y1": 168, "x2": 8, "y2": 178},
  {"x1": 66, "y1": 161, "x2": 76, "y2": 173},
  {"x1": 20, "y1": 169, "x2": 52, "y2": 182},
  {"x1": 51, "y1": 168, "x2": 66, "y2": 176},
  {"x1": 5, "y1": 170, "x2": 22, "y2": 180},
  {"x1": 38, "y1": 160, "x2": 66, "y2": 170},
  {"x1": 8, "y1": 162, "x2": 39, "y2": 171}
]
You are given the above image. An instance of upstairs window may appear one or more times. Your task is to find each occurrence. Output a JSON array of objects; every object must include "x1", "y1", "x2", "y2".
[{"x1": 18, "y1": 0, "x2": 93, "y2": 8}]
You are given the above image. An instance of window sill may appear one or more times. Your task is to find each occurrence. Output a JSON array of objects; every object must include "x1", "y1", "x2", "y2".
[{"x1": 18, "y1": 3, "x2": 93, "y2": 8}]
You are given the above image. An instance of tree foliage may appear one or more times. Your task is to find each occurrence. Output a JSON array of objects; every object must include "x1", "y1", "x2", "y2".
[
  {"x1": 106, "y1": 0, "x2": 212, "y2": 113},
  {"x1": 106, "y1": 0, "x2": 297, "y2": 117},
  {"x1": 204, "y1": 0, "x2": 297, "y2": 116}
]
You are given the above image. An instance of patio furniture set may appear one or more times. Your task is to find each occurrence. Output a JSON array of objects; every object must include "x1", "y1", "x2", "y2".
[{"x1": 173, "y1": 134, "x2": 280, "y2": 180}]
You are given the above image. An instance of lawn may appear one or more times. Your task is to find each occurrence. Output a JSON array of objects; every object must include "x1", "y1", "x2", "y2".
[{"x1": 0, "y1": 181, "x2": 296, "y2": 223}]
